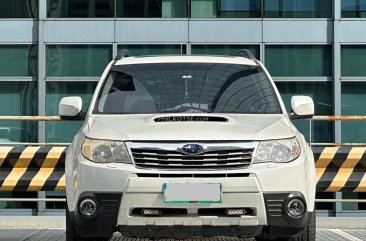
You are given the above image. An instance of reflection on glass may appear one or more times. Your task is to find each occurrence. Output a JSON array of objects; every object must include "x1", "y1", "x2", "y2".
[
  {"x1": 46, "y1": 45, "x2": 112, "y2": 77},
  {"x1": 0, "y1": 45, "x2": 37, "y2": 77},
  {"x1": 96, "y1": 63, "x2": 281, "y2": 114},
  {"x1": 315, "y1": 192, "x2": 334, "y2": 210},
  {"x1": 342, "y1": 0, "x2": 366, "y2": 18},
  {"x1": 0, "y1": 0, "x2": 38, "y2": 18},
  {"x1": 276, "y1": 82, "x2": 333, "y2": 143},
  {"x1": 46, "y1": 191, "x2": 66, "y2": 209},
  {"x1": 0, "y1": 82, "x2": 37, "y2": 143},
  {"x1": 46, "y1": 82, "x2": 97, "y2": 142},
  {"x1": 0, "y1": 192, "x2": 37, "y2": 209},
  {"x1": 264, "y1": 0, "x2": 332, "y2": 18},
  {"x1": 118, "y1": 45, "x2": 185, "y2": 56},
  {"x1": 191, "y1": 45, "x2": 260, "y2": 59},
  {"x1": 117, "y1": 0, "x2": 187, "y2": 18},
  {"x1": 341, "y1": 83, "x2": 366, "y2": 142},
  {"x1": 191, "y1": 0, "x2": 260, "y2": 18},
  {"x1": 47, "y1": 0, "x2": 114, "y2": 18},
  {"x1": 342, "y1": 192, "x2": 366, "y2": 210},
  {"x1": 265, "y1": 45, "x2": 332, "y2": 77},
  {"x1": 341, "y1": 45, "x2": 366, "y2": 76}
]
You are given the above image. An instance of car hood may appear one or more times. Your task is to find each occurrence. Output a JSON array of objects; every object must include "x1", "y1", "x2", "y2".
[{"x1": 82, "y1": 114, "x2": 296, "y2": 141}]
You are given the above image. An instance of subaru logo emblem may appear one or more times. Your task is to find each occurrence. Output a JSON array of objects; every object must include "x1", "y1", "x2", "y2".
[{"x1": 181, "y1": 144, "x2": 204, "y2": 155}]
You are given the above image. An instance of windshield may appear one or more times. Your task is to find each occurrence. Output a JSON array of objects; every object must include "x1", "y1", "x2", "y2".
[{"x1": 95, "y1": 63, "x2": 281, "y2": 114}]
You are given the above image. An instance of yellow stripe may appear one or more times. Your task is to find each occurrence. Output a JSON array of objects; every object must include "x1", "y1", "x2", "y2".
[
  {"x1": 0, "y1": 146, "x2": 13, "y2": 166},
  {"x1": 326, "y1": 147, "x2": 366, "y2": 192},
  {"x1": 354, "y1": 173, "x2": 366, "y2": 192},
  {"x1": 27, "y1": 147, "x2": 65, "y2": 192},
  {"x1": 55, "y1": 174, "x2": 66, "y2": 192},
  {"x1": 0, "y1": 146, "x2": 39, "y2": 191},
  {"x1": 315, "y1": 147, "x2": 339, "y2": 184}
]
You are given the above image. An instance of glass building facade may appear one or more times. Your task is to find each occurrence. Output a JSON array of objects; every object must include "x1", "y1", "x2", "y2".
[{"x1": 0, "y1": 0, "x2": 365, "y2": 216}]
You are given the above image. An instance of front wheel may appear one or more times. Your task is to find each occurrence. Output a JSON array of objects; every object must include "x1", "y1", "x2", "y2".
[
  {"x1": 255, "y1": 213, "x2": 316, "y2": 241},
  {"x1": 66, "y1": 208, "x2": 110, "y2": 241}
]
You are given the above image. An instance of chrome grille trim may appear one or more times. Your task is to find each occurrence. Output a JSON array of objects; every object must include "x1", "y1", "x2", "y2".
[{"x1": 126, "y1": 142, "x2": 258, "y2": 170}]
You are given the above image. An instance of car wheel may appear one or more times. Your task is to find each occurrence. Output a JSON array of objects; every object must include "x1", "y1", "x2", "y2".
[
  {"x1": 66, "y1": 207, "x2": 111, "y2": 241},
  {"x1": 285, "y1": 212, "x2": 316, "y2": 241},
  {"x1": 254, "y1": 227, "x2": 275, "y2": 241}
]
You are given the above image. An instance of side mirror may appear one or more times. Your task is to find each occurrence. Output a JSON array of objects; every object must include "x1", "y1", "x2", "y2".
[
  {"x1": 59, "y1": 96, "x2": 84, "y2": 120},
  {"x1": 290, "y1": 96, "x2": 314, "y2": 120}
]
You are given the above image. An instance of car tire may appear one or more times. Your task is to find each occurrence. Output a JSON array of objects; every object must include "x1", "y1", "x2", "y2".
[
  {"x1": 255, "y1": 213, "x2": 316, "y2": 241},
  {"x1": 286, "y1": 212, "x2": 316, "y2": 241},
  {"x1": 66, "y1": 207, "x2": 110, "y2": 241},
  {"x1": 254, "y1": 228, "x2": 275, "y2": 241}
]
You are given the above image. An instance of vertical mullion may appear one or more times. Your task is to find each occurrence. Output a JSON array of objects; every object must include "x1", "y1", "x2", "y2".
[
  {"x1": 38, "y1": 1, "x2": 46, "y2": 142},
  {"x1": 37, "y1": 0, "x2": 47, "y2": 216},
  {"x1": 113, "y1": 43, "x2": 118, "y2": 58},
  {"x1": 334, "y1": 0, "x2": 342, "y2": 217},
  {"x1": 187, "y1": 0, "x2": 190, "y2": 18},
  {"x1": 90, "y1": 0, "x2": 96, "y2": 17},
  {"x1": 279, "y1": 0, "x2": 283, "y2": 18}
]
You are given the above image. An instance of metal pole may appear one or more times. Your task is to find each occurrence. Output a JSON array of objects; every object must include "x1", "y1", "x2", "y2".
[
  {"x1": 0, "y1": 198, "x2": 66, "y2": 202},
  {"x1": 1, "y1": 198, "x2": 365, "y2": 203},
  {"x1": 0, "y1": 142, "x2": 69, "y2": 146},
  {"x1": 0, "y1": 116, "x2": 61, "y2": 120},
  {"x1": 316, "y1": 199, "x2": 366, "y2": 203}
]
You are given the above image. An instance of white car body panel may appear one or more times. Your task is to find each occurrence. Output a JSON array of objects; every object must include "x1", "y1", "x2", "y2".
[
  {"x1": 65, "y1": 55, "x2": 316, "y2": 240},
  {"x1": 82, "y1": 114, "x2": 296, "y2": 141}
]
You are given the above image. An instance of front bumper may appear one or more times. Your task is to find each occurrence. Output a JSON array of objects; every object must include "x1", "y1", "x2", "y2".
[
  {"x1": 67, "y1": 147, "x2": 314, "y2": 238},
  {"x1": 70, "y1": 188, "x2": 311, "y2": 238}
]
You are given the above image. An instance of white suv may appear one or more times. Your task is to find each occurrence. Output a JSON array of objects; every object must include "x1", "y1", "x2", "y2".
[{"x1": 60, "y1": 51, "x2": 316, "y2": 241}]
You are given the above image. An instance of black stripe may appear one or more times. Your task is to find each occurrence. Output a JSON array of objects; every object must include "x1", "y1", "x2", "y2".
[
  {"x1": 340, "y1": 150, "x2": 366, "y2": 192},
  {"x1": 13, "y1": 146, "x2": 53, "y2": 191},
  {"x1": 316, "y1": 147, "x2": 351, "y2": 192},
  {"x1": 42, "y1": 151, "x2": 66, "y2": 191},
  {"x1": 1, "y1": 146, "x2": 26, "y2": 167},
  {"x1": 0, "y1": 146, "x2": 25, "y2": 188},
  {"x1": 312, "y1": 147, "x2": 324, "y2": 162}
]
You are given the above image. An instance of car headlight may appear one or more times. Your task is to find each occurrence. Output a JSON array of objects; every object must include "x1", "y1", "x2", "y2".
[
  {"x1": 253, "y1": 138, "x2": 300, "y2": 163},
  {"x1": 81, "y1": 137, "x2": 131, "y2": 163}
]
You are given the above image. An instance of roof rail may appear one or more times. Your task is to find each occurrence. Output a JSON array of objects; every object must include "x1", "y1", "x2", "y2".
[
  {"x1": 233, "y1": 49, "x2": 256, "y2": 60},
  {"x1": 112, "y1": 49, "x2": 130, "y2": 65},
  {"x1": 115, "y1": 49, "x2": 130, "y2": 60}
]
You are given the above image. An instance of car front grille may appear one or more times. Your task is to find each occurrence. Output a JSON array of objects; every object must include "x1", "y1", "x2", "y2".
[{"x1": 127, "y1": 142, "x2": 257, "y2": 170}]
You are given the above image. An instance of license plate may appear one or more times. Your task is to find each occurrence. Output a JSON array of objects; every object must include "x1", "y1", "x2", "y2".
[{"x1": 163, "y1": 183, "x2": 221, "y2": 203}]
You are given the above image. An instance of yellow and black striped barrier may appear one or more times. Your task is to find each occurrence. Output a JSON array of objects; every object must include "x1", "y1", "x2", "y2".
[
  {"x1": 1, "y1": 145, "x2": 366, "y2": 192},
  {"x1": 313, "y1": 146, "x2": 366, "y2": 193},
  {"x1": 0, "y1": 146, "x2": 66, "y2": 192}
]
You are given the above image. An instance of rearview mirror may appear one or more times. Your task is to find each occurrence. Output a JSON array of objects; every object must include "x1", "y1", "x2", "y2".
[
  {"x1": 59, "y1": 96, "x2": 84, "y2": 120},
  {"x1": 290, "y1": 96, "x2": 314, "y2": 120}
]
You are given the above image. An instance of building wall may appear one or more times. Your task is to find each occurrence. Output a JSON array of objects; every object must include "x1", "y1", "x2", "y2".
[{"x1": 0, "y1": 0, "x2": 366, "y2": 215}]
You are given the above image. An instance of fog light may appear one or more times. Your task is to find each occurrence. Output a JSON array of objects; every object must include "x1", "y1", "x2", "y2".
[
  {"x1": 141, "y1": 209, "x2": 162, "y2": 216},
  {"x1": 286, "y1": 199, "x2": 305, "y2": 218},
  {"x1": 225, "y1": 209, "x2": 245, "y2": 216},
  {"x1": 79, "y1": 199, "x2": 97, "y2": 216}
]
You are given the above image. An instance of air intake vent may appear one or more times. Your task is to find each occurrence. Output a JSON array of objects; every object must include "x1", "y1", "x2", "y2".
[{"x1": 154, "y1": 116, "x2": 228, "y2": 122}]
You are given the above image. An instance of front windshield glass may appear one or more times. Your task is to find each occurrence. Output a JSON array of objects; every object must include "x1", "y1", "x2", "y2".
[{"x1": 95, "y1": 62, "x2": 281, "y2": 114}]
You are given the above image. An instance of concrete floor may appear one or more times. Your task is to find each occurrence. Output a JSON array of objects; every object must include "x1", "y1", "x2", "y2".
[{"x1": 1, "y1": 229, "x2": 366, "y2": 241}]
